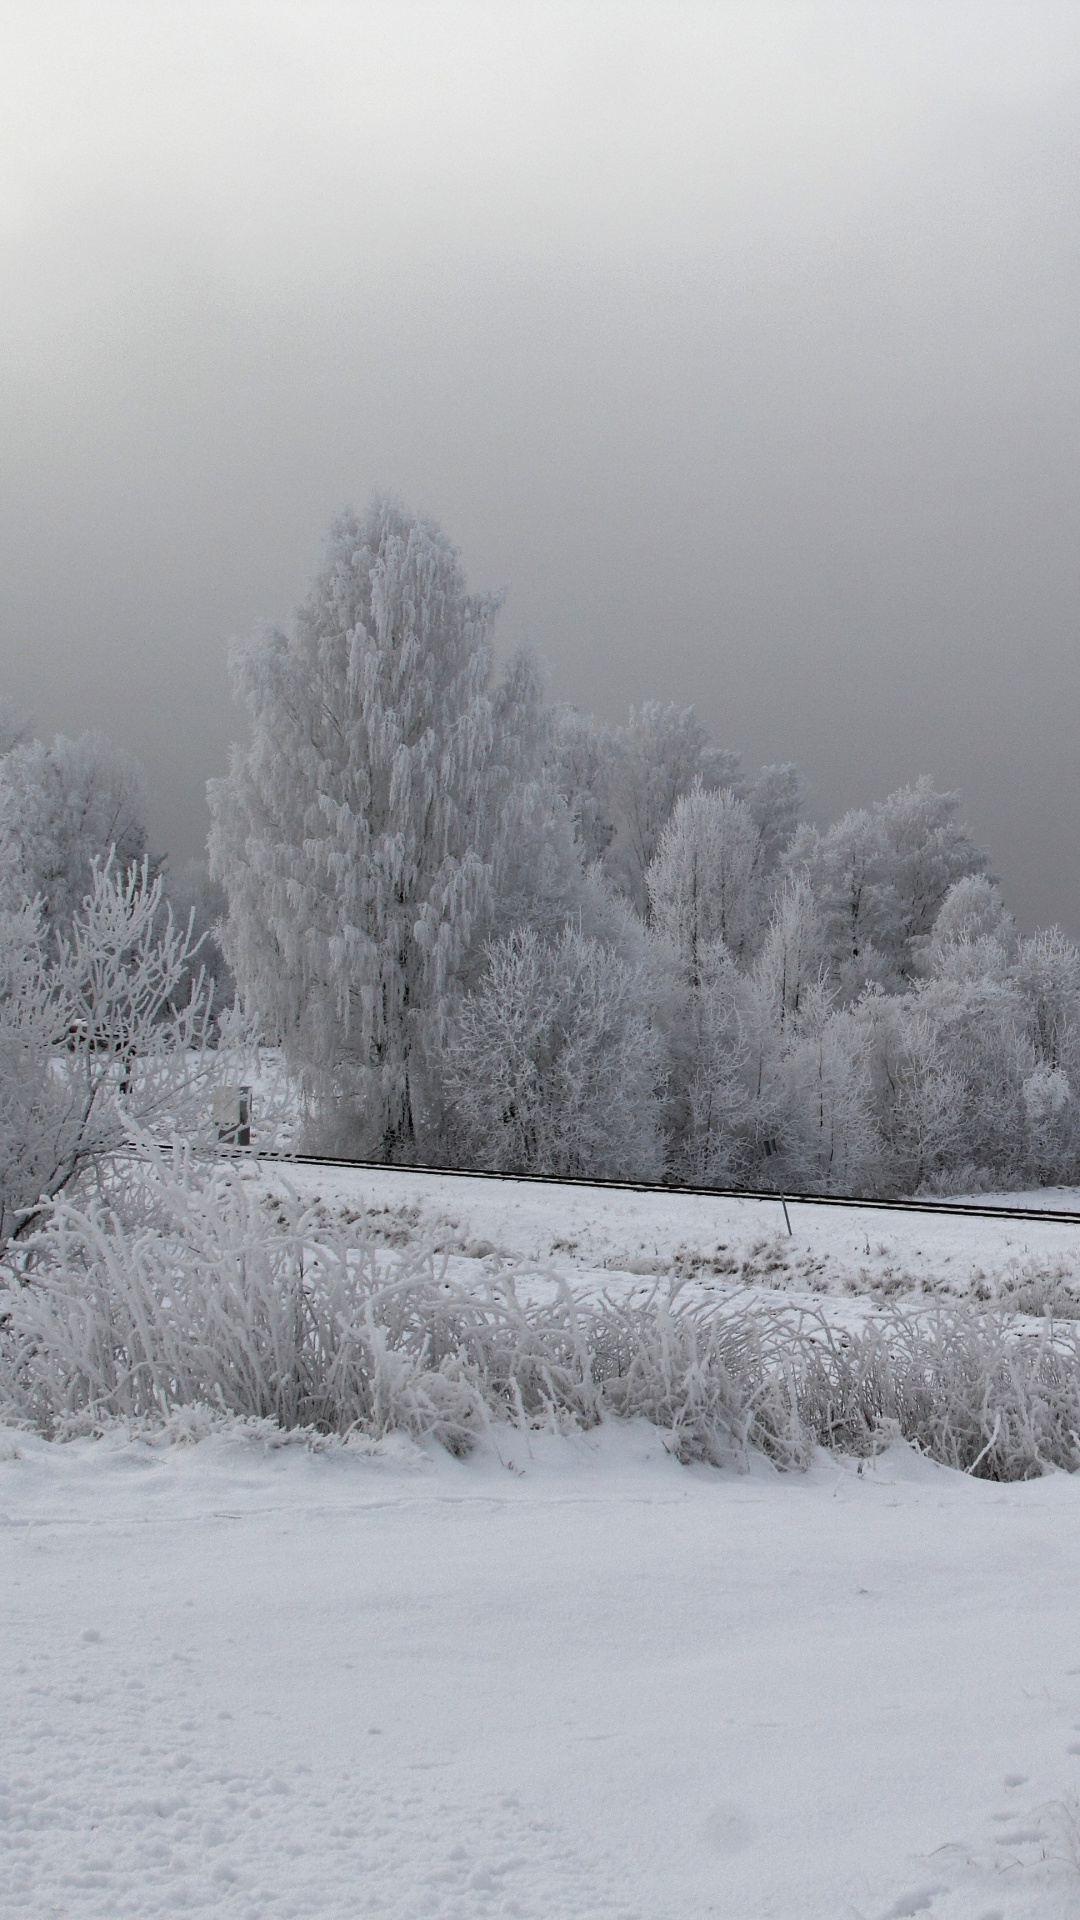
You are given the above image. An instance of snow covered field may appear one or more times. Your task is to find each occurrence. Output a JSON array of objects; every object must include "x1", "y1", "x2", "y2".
[
  {"x1": 6, "y1": 1422, "x2": 1080, "y2": 1920},
  {"x1": 6, "y1": 1164, "x2": 1080, "y2": 1919},
  {"x1": 280, "y1": 1161, "x2": 1080, "y2": 1320}
]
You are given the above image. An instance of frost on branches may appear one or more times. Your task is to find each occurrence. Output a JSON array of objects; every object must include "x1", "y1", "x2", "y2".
[
  {"x1": 443, "y1": 925, "x2": 665, "y2": 1181},
  {"x1": 209, "y1": 500, "x2": 585, "y2": 1162},
  {"x1": 205, "y1": 497, "x2": 1080, "y2": 1197},
  {"x1": 0, "y1": 863, "x2": 219, "y2": 1247},
  {"x1": 0, "y1": 731, "x2": 151, "y2": 938}
]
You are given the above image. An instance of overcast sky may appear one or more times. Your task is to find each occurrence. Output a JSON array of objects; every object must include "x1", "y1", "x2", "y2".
[{"x1": 3, "y1": 1, "x2": 1080, "y2": 927}]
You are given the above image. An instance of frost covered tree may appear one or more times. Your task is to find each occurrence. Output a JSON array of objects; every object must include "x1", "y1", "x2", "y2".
[
  {"x1": 478, "y1": 696, "x2": 630, "y2": 960},
  {"x1": 745, "y1": 763, "x2": 802, "y2": 882},
  {"x1": 686, "y1": 938, "x2": 880, "y2": 1194},
  {"x1": 733, "y1": 878, "x2": 879, "y2": 1191},
  {"x1": 162, "y1": 858, "x2": 234, "y2": 1016},
  {"x1": 789, "y1": 779, "x2": 985, "y2": 991},
  {"x1": 785, "y1": 808, "x2": 890, "y2": 989},
  {"x1": 209, "y1": 500, "x2": 573, "y2": 1160},
  {"x1": 748, "y1": 872, "x2": 827, "y2": 1043},
  {"x1": 929, "y1": 874, "x2": 1016, "y2": 962},
  {"x1": 0, "y1": 731, "x2": 150, "y2": 936},
  {"x1": 822, "y1": 881, "x2": 1080, "y2": 1195},
  {"x1": 548, "y1": 707, "x2": 620, "y2": 869},
  {"x1": 770, "y1": 1007, "x2": 880, "y2": 1193},
  {"x1": 856, "y1": 979, "x2": 1029, "y2": 1193},
  {"x1": 0, "y1": 863, "x2": 218, "y2": 1248},
  {"x1": 1007, "y1": 925, "x2": 1080, "y2": 1181},
  {"x1": 550, "y1": 701, "x2": 798, "y2": 940},
  {"x1": 1013, "y1": 926, "x2": 1080, "y2": 1079},
  {"x1": 678, "y1": 954, "x2": 757, "y2": 1186},
  {"x1": 442, "y1": 925, "x2": 665, "y2": 1180},
  {"x1": 673, "y1": 870, "x2": 879, "y2": 1194},
  {"x1": 647, "y1": 786, "x2": 777, "y2": 980},
  {"x1": 600, "y1": 702, "x2": 741, "y2": 916},
  {"x1": 876, "y1": 778, "x2": 986, "y2": 961},
  {"x1": 644, "y1": 787, "x2": 763, "y2": 1172}
]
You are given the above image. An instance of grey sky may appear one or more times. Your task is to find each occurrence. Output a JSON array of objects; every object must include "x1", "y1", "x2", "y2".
[{"x1": 3, "y1": 1, "x2": 1080, "y2": 928}]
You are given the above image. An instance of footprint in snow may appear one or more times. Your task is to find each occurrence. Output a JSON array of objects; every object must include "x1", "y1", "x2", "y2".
[
  {"x1": 876, "y1": 1888, "x2": 948, "y2": 1919},
  {"x1": 702, "y1": 1803, "x2": 754, "y2": 1856}
]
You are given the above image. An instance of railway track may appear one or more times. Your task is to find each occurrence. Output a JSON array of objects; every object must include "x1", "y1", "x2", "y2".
[{"x1": 236, "y1": 1149, "x2": 1080, "y2": 1231}]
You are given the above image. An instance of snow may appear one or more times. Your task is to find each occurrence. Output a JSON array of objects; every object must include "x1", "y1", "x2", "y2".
[
  {"x1": 274, "y1": 1161, "x2": 1080, "y2": 1316},
  {"x1": 8, "y1": 1162, "x2": 1080, "y2": 1918},
  {"x1": 4, "y1": 1421, "x2": 1080, "y2": 1918}
]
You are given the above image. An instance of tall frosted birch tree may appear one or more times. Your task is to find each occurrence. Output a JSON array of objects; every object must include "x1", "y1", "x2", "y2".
[{"x1": 209, "y1": 500, "x2": 542, "y2": 1159}]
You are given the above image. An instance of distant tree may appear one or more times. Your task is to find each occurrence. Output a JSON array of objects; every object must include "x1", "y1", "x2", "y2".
[
  {"x1": 647, "y1": 787, "x2": 759, "y2": 985},
  {"x1": 209, "y1": 499, "x2": 574, "y2": 1160},
  {"x1": 873, "y1": 778, "x2": 986, "y2": 972},
  {"x1": 602, "y1": 702, "x2": 741, "y2": 916},
  {"x1": 789, "y1": 778, "x2": 985, "y2": 992},
  {"x1": 0, "y1": 732, "x2": 150, "y2": 936},
  {"x1": 548, "y1": 707, "x2": 620, "y2": 869},
  {"x1": 442, "y1": 925, "x2": 666, "y2": 1180}
]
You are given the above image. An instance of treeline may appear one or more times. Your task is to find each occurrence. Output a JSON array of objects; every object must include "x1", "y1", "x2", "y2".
[
  {"x1": 1, "y1": 500, "x2": 1073, "y2": 1200},
  {"x1": 201, "y1": 498, "x2": 1080, "y2": 1197}
]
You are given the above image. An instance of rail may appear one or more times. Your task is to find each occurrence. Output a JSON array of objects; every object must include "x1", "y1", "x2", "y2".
[{"x1": 235, "y1": 1149, "x2": 1080, "y2": 1231}]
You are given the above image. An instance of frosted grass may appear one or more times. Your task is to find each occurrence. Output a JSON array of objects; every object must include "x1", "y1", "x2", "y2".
[{"x1": 4, "y1": 1142, "x2": 1080, "y2": 1480}]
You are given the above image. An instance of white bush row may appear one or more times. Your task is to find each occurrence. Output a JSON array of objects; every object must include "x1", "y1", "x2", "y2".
[{"x1": 3, "y1": 1142, "x2": 1080, "y2": 1480}]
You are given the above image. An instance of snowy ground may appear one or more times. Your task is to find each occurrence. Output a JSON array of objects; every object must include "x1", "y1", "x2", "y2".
[
  {"x1": 5, "y1": 1421, "x2": 1080, "y2": 1919},
  {"x1": 8, "y1": 1163, "x2": 1080, "y2": 1918},
  {"x1": 275, "y1": 1161, "x2": 1080, "y2": 1322}
]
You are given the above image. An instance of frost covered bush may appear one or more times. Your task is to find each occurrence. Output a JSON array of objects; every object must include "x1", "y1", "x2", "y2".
[
  {"x1": 442, "y1": 925, "x2": 666, "y2": 1180},
  {"x1": 789, "y1": 1308, "x2": 1080, "y2": 1478},
  {"x1": 601, "y1": 1302, "x2": 1080, "y2": 1478},
  {"x1": 6, "y1": 1147, "x2": 1080, "y2": 1479},
  {"x1": 0, "y1": 863, "x2": 225, "y2": 1248},
  {"x1": 0, "y1": 1142, "x2": 603, "y2": 1447},
  {"x1": 991, "y1": 1258, "x2": 1080, "y2": 1320},
  {"x1": 0, "y1": 1153, "x2": 805, "y2": 1464}
]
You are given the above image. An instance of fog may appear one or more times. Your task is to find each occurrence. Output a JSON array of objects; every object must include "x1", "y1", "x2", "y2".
[{"x1": 3, "y1": 1, "x2": 1080, "y2": 929}]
